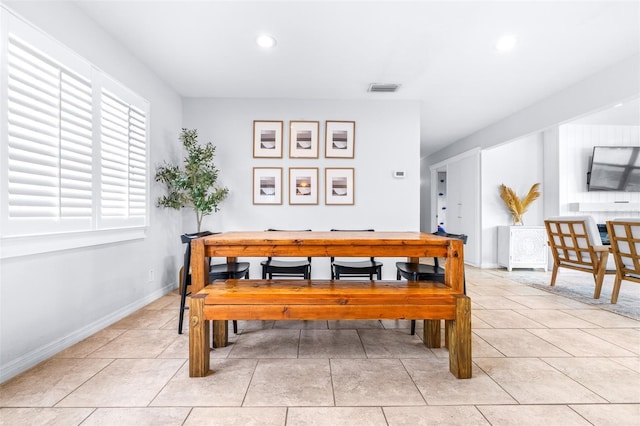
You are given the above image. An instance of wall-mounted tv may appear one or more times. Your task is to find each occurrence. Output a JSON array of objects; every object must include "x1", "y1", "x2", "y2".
[{"x1": 587, "y1": 146, "x2": 640, "y2": 192}]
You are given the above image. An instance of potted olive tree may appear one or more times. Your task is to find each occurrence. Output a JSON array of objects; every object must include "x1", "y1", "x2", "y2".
[{"x1": 155, "y1": 128, "x2": 229, "y2": 232}]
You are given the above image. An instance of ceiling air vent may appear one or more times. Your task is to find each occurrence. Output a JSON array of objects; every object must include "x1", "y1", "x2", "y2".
[{"x1": 368, "y1": 83, "x2": 400, "y2": 93}]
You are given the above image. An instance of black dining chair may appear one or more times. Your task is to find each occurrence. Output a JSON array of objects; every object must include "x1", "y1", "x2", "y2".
[
  {"x1": 330, "y1": 229, "x2": 383, "y2": 280},
  {"x1": 178, "y1": 231, "x2": 250, "y2": 334},
  {"x1": 260, "y1": 229, "x2": 312, "y2": 279},
  {"x1": 396, "y1": 231, "x2": 467, "y2": 335}
]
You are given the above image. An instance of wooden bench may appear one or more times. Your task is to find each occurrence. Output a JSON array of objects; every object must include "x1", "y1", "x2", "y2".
[{"x1": 189, "y1": 279, "x2": 471, "y2": 379}]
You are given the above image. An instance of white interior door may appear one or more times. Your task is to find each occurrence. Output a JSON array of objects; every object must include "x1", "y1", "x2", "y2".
[{"x1": 446, "y1": 153, "x2": 480, "y2": 266}]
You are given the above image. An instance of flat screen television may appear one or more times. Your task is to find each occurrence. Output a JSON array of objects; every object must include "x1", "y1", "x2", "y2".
[{"x1": 587, "y1": 146, "x2": 640, "y2": 192}]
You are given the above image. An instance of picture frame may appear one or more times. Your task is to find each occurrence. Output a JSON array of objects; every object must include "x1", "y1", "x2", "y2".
[
  {"x1": 253, "y1": 167, "x2": 283, "y2": 205},
  {"x1": 289, "y1": 121, "x2": 319, "y2": 158},
  {"x1": 289, "y1": 167, "x2": 319, "y2": 205},
  {"x1": 325, "y1": 120, "x2": 355, "y2": 158},
  {"x1": 253, "y1": 120, "x2": 283, "y2": 158},
  {"x1": 325, "y1": 168, "x2": 354, "y2": 205}
]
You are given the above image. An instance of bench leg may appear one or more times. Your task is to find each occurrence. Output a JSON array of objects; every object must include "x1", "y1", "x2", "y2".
[
  {"x1": 444, "y1": 321, "x2": 450, "y2": 348},
  {"x1": 423, "y1": 320, "x2": 441, "y2": 348},
  {"x1": 446, "y1": 295, "x2": 472, "y2": 379},
  {"x1": 189, "y1": 294, "x2": 210, "y2": 377},
  {"x1": 212, "y1": 320, "x2": 228, "y2": 348}
]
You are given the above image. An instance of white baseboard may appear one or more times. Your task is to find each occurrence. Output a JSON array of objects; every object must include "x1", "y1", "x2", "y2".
[{"x1": 0, "y1": 282, "x2": 177, "y2": 384}]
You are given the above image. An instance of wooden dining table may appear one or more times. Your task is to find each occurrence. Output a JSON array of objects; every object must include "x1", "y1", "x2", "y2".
[
  {"x1": 190, "y1": 231, "x2": 465, "y2": 292},
  {"x1": 189, "y1": 231, "x2": 467, "y2": 345}
]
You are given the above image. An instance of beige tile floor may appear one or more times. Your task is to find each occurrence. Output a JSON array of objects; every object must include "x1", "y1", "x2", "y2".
[{"x1": 1, "y1": 267, "x2": 639, "y2": 425}]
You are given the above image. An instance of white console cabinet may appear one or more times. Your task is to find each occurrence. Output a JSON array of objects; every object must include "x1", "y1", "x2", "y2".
[{"x1": 498, "y1": 226, "x2": 548, "y2": 271}]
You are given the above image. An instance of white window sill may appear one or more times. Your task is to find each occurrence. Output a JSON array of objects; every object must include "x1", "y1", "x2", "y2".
[{"x1": 0, "y1": 227, "x2": 147, "y2": 259}]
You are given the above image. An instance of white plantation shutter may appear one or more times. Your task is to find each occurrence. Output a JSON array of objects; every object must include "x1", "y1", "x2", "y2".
[
  {"x1": 1, "y1": 10, "x2": 149, "y2": 247},
  {"x1": 128, "y1": 107, "x2": 147, "y2": 218},
  {"x1": 5, "y1": 34, "x2": 93, "y2": 234},
  {"x1": 60, "y1": 71, "x2": 93, "y2": 218},
  {"x1": 99, "y1": 88, "x2": 147, "y2": 227},
  {"x1": 7, "y1": 36, "x2": 60, "y2": 219}
]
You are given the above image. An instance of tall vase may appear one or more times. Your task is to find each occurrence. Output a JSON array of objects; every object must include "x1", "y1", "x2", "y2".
[{"x1": 513, "y1": 214, "x2": 524, "y2": 226}]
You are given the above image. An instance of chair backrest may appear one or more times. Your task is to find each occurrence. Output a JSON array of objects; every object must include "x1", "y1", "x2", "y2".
[
  {"x1": 330, "y1": 229, "x2": 375, "y2": 232},
  {"x1": 606, "y1": 219, "x2": 640, "y2": 280},
  {"x1": 181, "y1": 231, "x2": 218, "y2": 286},
  {"x1": 544, "y1": 216, "x2": 601, "y2": 268},
  {"x1": 181, "y1": 231, "x2": 215, "y2": 245},
  {"x1": 330, "y1": 229, "x2": 375, "y2": 261},
  {"x1": 433, "y1": 231, "x2": 468, "y2": 244},
  {"x1": 432, "y1": 231, "x2": 467, "y2": 270},
  {"x1": 265, "y1": 229, "x2": 312, "y2": 261}
]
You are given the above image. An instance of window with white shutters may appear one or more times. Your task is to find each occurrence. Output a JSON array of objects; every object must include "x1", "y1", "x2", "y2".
[
  {"x1": 6, "y1": 34, "x2": 93, "y2": 234},
  {"x1": 99, "y1": 88, "x2": 147, "y2": 228},
  {"x1": 1, "y1": 8, "x2": 149, "y2": 256}
]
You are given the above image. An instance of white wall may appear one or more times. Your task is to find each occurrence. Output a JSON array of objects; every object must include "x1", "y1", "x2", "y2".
[
  {"x1": 481, "y1": 134, "x2": 545, "y2": 268},
  {"x1": 542, "y1": 127, "x2": 561, "y2": 221},
  {"x1": 558, "y1": 124, "x2": 640, "y2": 222},
  {"x1": 423, "y1": 55, "x2": 639, "y2": 271},
  {"x1": 183, "y1": 98, "x2": 421, "y2": 279},
  {"x1": 424, "y1": 54, "x2": 640, "y2": 234},
  {"x1": 428, "y1": 149, "x2": 482, "y2": 266},
  {"x1": 428, "y1": 55, "x2": 640, "y2": 167},
  {"x1": 0, "y1": 2, "x2": 183, "y2": 382},
  {"x1": 419, "y1": 155, "x2": 431, "y2": 232}
]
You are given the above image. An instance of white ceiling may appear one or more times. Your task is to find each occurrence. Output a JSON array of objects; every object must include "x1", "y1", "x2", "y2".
[{"x1": 70, "y1": 0, "x2": 640, "y2": 156}]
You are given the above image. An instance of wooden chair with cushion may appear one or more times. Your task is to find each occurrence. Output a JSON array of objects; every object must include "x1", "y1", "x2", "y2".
[
  {"x1": 606, "y1": 219, "x2": 640, "y2": 304},
  {"x1": 261, "y1": 229, "x2": 312, "y2": 279},
  {"x1": 330, "y1": 229, "x2": 383, "y2": 280},
  {"x1": 544, "y1": 216, "x2": 616, "y2": 299},
  {"x1": 179, "y1": 232, "x2": 250, "y2": 334}
]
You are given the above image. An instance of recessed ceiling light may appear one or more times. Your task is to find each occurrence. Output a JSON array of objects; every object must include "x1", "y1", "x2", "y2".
[
  {"x1": 496, "y1": 35, "x2": 517, "y2": 52},
  {"x1": 614, "y1": 103, "x2": 624, "y2": 108},
  {"x1": 256, "y1": 34, "x2": 277, "y2": 49}
]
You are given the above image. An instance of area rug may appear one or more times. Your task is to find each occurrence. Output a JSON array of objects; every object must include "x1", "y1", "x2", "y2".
[{"x1": 501, "y1": 270, "x2": 639, "y2": 320}]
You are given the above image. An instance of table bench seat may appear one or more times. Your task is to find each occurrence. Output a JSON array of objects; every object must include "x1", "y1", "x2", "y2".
[{"x1": 189, "y1": 279, "x2": 471, "y2": 379}]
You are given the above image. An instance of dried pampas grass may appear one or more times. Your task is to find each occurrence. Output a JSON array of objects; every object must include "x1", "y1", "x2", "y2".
[{"x1": 499, "y1": 183, "x2": 541, "y2": 225}]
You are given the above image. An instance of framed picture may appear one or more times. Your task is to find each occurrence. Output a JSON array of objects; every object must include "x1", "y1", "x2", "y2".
[
  {"x1": 289, "y1": 167, "x2": 319, "y2": 205},
  {"x1": 253, "y1": 167, "x2": 283, "y2": 205},
  {"x1": 289, "y1": 121, "x2": 319, "y2": 158},
  {"x1": 325, "y1": 168, "x2": 354, "y2": 205},
  {"x1": 325, "y1": 120, "x2": 355, "y2": 158},
  {"x1": 253, "y1": 120, "x2": 283, "y2": 158}
]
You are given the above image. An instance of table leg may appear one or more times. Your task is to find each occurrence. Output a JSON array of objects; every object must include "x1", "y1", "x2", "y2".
[
  {"x1": 446, "y1": 295, "x2": 472, "y2": 379},
  {"x1": 423, "y1": 320, "x2": 441, "y2": 348},
  {"x1": 445, "y1": 321, "x2": 450, "y2": 348},
  {"x1": 189, "y1": 293, "x2": 210, "y2": 377},
  {"x1": 212, "y1": 320, "x2": 228, "y2": 348}
]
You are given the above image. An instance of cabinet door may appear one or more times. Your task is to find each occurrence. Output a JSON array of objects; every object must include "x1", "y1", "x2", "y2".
[
  {"x1": 511, "y1": 228, "x2": 547, "y2": 264},
  {"x1": 447, "y1": 153, "x2": 480, "y2": 266}
]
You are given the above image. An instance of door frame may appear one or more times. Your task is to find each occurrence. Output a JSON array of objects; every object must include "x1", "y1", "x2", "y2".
[{"x1": 429, "y1": 147, "x2": 481, "y2": 267}]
